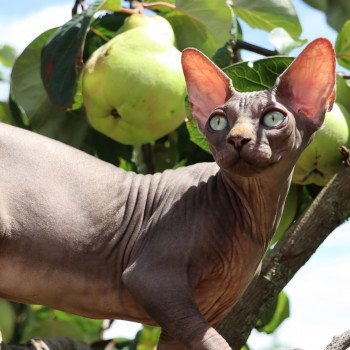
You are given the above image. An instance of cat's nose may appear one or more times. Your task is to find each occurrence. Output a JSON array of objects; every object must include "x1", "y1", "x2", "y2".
[{"x1": 227, "y1": 135, "x2": 251, "y2": 150}]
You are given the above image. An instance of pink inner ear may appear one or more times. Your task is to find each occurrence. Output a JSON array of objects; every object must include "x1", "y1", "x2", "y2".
[
  {"x1": 277, "y1": 38, "x2": 335, "y2": 124},
  {"x1": 182, "y1": 49, "x2": 233, "y2": 131}
]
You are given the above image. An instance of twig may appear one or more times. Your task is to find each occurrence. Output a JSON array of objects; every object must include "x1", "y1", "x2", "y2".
[
  {"x1": 233, "y1": 39, "x2": 278, "y2": 57},
  {"x1": 217, "y1": 166, "x2": 350, "y2": 349},
  {"x1": 339, "y1": 146, "x2": 350, "y2": 167},
  {"x1": 72, "y1": 0, "x2": 85, "y2": 16},
  {"x1": 325, "y1": 329, "x2": 350, "y2": 350},
  {"x1": 142, "y1": 1, "x2": 177, "y2": 10}
]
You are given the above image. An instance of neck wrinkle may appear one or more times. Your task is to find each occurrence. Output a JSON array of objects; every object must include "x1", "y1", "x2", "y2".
[{"x1": 219, "y1": 169, "x2": 292, "y2": 247}]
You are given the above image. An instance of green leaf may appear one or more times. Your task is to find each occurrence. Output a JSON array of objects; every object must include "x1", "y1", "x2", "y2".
[
  {"x1": 336, "y1": 74, "x2": 350, "y2": 111},
  {"x1": 256, "y1": 291, "x2": 290, "y2": 334},
  {"x1": 269, "y1": 28, "x2": 307, "y2": 54},
  {"x1": 309, "y1": 0, "x2": 350, "y2": 32},
  {"x1": 185, "y1": 56, "x2": 293, "y2": 152},
  {"x1": 224, "y1": 56, "x2": 293, "y2": 91},
  {"x1": 301, "y1": 0, "x2": 328, "y2": 12},
  {"x1": 335, "y1": 20, "x2": 350, "y2": 70},
  {"x1": 164, "y1": 0, "x2": 233, "y2": 57},
  {"x1": 41, "y1": 0, "x2": 121, "y2": 109},
  {"x1": 99, "y1": 0, "x2": 122, "y2": 11},
  {"x1": 0, "y1": 44, "x2": 17, "y2": 67},
  {"x1": 231, "y1": 0, "x2": 302, "y2": 40},
  {"x1": 0, "y1": 102, "x2": 13, "y2": 125},
  {"x1": 84, "y1": 12, "x2": 130, "y2": 60},
  {"x1": 134, "y1": 325, "x2": 161, "y2": 350},
  {"x1": 11, "y1": 28, "x2": 91, "y2": 151},
  {"x1": 186, "y1": 118, "x2": 211, "y2": 153}
]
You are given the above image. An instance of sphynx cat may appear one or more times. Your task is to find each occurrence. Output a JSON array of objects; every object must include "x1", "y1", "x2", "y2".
[{"x1": 0, "y1": 38, "x2": 335, "y2": 349}]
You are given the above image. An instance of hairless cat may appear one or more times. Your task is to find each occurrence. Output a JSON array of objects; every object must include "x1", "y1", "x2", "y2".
[{"x1": 0, "y1": 38, "x2": 335, "y2": 349}]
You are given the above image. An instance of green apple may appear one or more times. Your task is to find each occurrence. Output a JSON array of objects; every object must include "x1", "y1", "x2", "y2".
[
  {"x1": 270, "y1": 184, "x2": 298, "y2": 246},
  {"x1": 0, "y1": 299, "x2": 15, "y2": 342},
  {"x1": 292, "y1": 102, "x2": 350, "y2": 186},
  {"x1": 82, "y1": 14, "x2": 186, "y2": 145}
]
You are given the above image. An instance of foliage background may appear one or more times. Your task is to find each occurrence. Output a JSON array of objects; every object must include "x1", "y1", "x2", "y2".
[{"x1": 0, "y1": 0, "x2": 350, "y2": 349}]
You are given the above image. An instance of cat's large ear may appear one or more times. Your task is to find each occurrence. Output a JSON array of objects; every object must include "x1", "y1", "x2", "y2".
[
  {"x1": 275, "y1": 38, "x2": 336, "y2": 128},
  {"x1": 181, "y1": 48, "x2": 234, "y2": 132}
]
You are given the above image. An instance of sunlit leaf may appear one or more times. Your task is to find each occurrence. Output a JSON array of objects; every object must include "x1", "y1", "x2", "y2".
[
  {"x1": 269, "y1": 27, "x2": 307, "y2": 54},
  {"x1": 165, "y1": 0, "x2": 233, "y2": 57},
  {"x1": 231, "y1": 0, "x2": 302, "y2": 39},
  {"x1": 0, "y1": 44, "x2": 17, "y2": 67},
  {"x1": 256, "y1": 291, "x2": 290, "y2": 334}
]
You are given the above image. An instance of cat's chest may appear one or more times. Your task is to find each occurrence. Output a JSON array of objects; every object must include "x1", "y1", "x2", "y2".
[{"x1": 193, "y1": 236, "x2": 264, "y2": 325}]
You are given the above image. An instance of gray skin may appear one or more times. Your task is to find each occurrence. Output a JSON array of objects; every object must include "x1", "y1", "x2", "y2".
[{"x1": 0, "y1": 39, "x2": 335, "y2": 349}]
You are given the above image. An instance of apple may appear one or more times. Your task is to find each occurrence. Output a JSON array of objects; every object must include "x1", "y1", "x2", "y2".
[
  {"x1": 292, "y1": 102, "x2": 350, "y2": 186},
  {"x1": 82, "y1": 14, "x2": 186, "y2": 145}
]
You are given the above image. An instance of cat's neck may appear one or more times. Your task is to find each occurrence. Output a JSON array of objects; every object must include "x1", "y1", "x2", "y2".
[{"x1": 219, "y1": 166, "x2": 293, "y2": 247}]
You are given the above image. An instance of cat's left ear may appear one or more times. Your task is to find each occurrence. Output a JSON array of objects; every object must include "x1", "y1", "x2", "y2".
[{"x1": 274, "y1": 38, "x2": 336, "y2": 128}]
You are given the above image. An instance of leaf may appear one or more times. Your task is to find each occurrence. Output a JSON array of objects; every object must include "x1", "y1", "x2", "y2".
[
  {"x1": 84, "y1": 12, "x2": 130, "y2": 60},
  {"x1": 41, "y1": 0, "x2": 121, "y2": 109},
  {"x1": 185, "y1": 56, "x2": 293, "y2": 152},
  {"x1": 0, "y1": 44, "x2": 17, "y2": 67},
  {"x1": 0, "y1": 102, "x2": 13, "y2": 125},
  {"x1": 164, "y1": 0, "x2": 233, "y2": 57},
  {"x1": 335, "y1": 20, "x2": 350, "y2": 70},
  {"x1": 269, "y1": 28, "x2": 307, "y2": 54},
  {"x1": 303, "y1": 0, "x2": 350, "y2": 32},
  {"x1": 22, "y1": 306, "x2": 102, "y2": 344},
  {"x1": 134, "y1": 325, "x2": 161, "y2": 350},
  {"x1": 225, "y1": 56, "x2": 293, "y2": 91},
  {"x1": 231, "y1": 0, "x2": 302, "y2": 40},
  {"x1": 256, "y1": 291, "x2": 290, "y2": 334},
  {"x1": 99, "y1": 0, "x2": 122, "y2": 11},
  {"x1": 186, "y1": 118, "x2": 211, "y2": 153},
  {"x1": 301, "y1": 0, "x2": 328, "y2": 12},
  {"x1": 336, "y1": 74, "x2": 350, "y2": 112},
  {"x1": 11, "y1": 28, "x2": 91, "y2": 151}
]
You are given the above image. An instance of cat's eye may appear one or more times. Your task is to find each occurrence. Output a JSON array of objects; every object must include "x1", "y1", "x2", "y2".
[
  {"x1": 209, "y1": 115, "x2": 228, "y2": 131},
  {"x1": 262, "y1": 110, "x2": 286, "y2": 128}
]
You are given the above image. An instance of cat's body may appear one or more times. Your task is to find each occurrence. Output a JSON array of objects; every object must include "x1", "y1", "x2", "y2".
[
  {"x1": 0, "y1": 121, "x2": 268, "y2": 321},
  {"x1": 0, "y1": 39, "x2": 335, "y2": 349}
]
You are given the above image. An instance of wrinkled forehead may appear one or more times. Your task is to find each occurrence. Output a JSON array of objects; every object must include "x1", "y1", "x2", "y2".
[{"x1": 222, "y1": 90, "x2": 278, "y2": 119}]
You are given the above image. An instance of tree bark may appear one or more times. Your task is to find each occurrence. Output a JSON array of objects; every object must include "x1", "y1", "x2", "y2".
[
  {"x1": 325, "y1": 329, "x2": 350, "y2": 350},
  {"x1": 217, "y1": 165, "x2": 350, "y2": 349}
]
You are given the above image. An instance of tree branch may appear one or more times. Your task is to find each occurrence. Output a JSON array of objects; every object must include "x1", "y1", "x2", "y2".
[
  {"x1": 217, "y1": 165, "x2": 350, "y2": 349},
  {"x1": 325, "y1": 329, "x2": 350, "y2": 350},
  {"x1": 233, "y1": 40, "x2": 278, "y2": 57}
]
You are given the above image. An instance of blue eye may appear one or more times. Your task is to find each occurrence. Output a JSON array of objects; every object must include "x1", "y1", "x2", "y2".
[
  {"x1": 262, "y1": 110, "x2": 286, "y2": 128},
  {"x1": 209, "y1": 115, "x2": 228, "y2": 131}
]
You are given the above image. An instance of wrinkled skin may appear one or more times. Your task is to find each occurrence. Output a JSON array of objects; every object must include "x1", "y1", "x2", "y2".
[{"x1": 0, "y1": 39, "x2": 335, "y2": 349}]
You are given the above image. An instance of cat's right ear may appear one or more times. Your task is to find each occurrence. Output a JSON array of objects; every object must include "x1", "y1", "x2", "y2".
[
  {"x1": 274, "y1": 38, "x2": 336, "y2": 129},
  {"x1": 181, "y1": 48, "x2": 234, "y2": 132}
]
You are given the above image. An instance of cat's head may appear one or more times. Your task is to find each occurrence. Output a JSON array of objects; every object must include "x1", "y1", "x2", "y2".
[{"x1": 181, "y1": 39, "x2": 335, "y2": 177}]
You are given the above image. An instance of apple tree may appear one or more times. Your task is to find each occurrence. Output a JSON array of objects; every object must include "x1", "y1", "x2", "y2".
[{"x1": 1, "y1": 0, "x2": 350, "y2": 349}]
